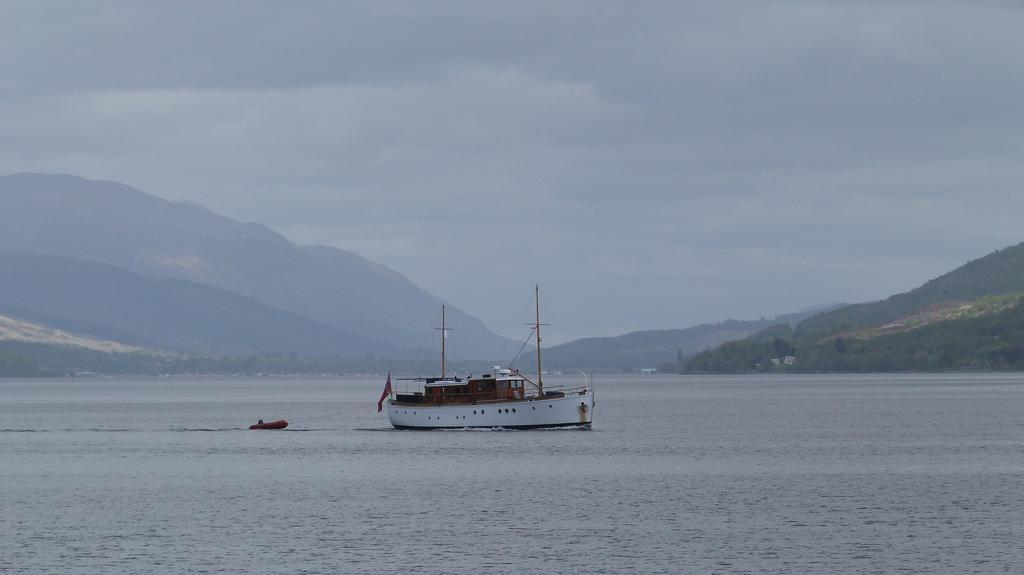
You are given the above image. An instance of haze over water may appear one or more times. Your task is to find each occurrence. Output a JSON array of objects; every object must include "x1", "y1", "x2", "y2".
[{"x1": 2, "y1": 374, "x2": 1022, "y2": 574}]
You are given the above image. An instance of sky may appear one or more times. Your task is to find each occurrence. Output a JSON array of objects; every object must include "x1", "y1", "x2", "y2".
[{"x1": 2, "y1": 1, "x2": 1023, "y2": 343}]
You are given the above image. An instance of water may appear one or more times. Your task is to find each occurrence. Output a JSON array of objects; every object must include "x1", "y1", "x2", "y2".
[{"x1": 2, "y1": 373, "x2": 1022, "y2": 574}]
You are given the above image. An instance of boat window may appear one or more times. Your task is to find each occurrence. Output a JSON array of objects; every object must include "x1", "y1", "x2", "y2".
[
  {"x1": 512, "y1": 408, "x2": 516, "y2": 413},
  {"x1": 481, "y1": 410, "x2": 485, "y2": 414},
  {"x1": 473, "y1": 410, "x2": 477, "y2": 415}
]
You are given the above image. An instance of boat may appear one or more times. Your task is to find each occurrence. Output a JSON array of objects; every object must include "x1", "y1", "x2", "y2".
[
  {"x1": 383, "y1": 286, "x2": 594, "y2": 430},
  {"x1": 249, "y1": 419, "x2": 288, "y2": 430}
]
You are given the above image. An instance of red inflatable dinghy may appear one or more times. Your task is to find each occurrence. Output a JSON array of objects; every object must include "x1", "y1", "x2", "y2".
[{"x1": 249, "y1": 419, "x2": 288, "y2": 430}]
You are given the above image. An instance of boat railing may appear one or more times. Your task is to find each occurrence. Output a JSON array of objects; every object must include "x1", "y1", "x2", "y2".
[
  {"x1": 541, "y1": 384, "x2": 589, "y2": 394},
  {"x1": 392, "y1": 384, "x2": 589, "y2": 404}
]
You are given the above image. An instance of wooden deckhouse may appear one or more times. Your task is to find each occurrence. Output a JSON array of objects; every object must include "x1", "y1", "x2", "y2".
[{"x1": 397, "y1": 367, "x2": 544, "y2": 406}]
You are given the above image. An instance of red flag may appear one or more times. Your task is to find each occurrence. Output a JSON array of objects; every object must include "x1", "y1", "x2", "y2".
[{"x1": 377, "y1": 371, "x2": 392, "y2": 413}]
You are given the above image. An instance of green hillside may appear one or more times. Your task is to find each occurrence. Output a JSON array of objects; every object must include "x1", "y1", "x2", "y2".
[
  {"x1": 686, "y1": 242, "x2": 1024, "y2": 373},
  {"x1": 797, "y1": 242, "x2": 1024, "y2": 341},
  {"x1": 0, "y1": 348, "x2": 40, "y2": 377},
  {"x1": 687, "y1": 296, "x2": 1024, "y2": 372}
]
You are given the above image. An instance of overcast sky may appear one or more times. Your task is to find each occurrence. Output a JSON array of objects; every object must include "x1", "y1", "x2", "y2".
[{"x1": 2, "y1": 2, "x2": 1023, "y2": 342}]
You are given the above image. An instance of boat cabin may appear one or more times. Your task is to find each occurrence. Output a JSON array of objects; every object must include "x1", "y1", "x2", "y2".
[{"x1": 395, "y1": 367, "x2": 530, "y2": 405}]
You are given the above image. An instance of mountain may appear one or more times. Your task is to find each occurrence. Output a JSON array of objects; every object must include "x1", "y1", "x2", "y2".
[
  {"x1": 519, "y1": 304, "x2": 843, "y2": 372},
  {"x1": 796, "y1": 243, "x2": 1024, "y2": 341},
  {"x1": 0, "y1": 347, "x2": 38, "y2": 377},
  {"x1": 0, "y1": 173, "x2": 515, "y2": 359},
  {"x1": 686, "y1": 242, "x2": 1024, "y2": 372},
  {"x1": 0, "y1": 310, "x2": 141, "y2": 353},
  {"x1": 0, "y1": 251, "x2": 399, "y2": 357}
]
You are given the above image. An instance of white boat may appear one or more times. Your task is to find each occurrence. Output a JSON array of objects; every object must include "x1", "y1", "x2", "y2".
[{"x1": 384, "y1": 286, "x2": 594, "y2": 430}]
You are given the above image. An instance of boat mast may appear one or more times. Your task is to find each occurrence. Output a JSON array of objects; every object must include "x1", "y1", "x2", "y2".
[
  {"x1": 438, "y1": 305, "x2": 447, "y2": 379},
  {"x1": 535, "y1": 285, "x2": 543, "y2": 396}
]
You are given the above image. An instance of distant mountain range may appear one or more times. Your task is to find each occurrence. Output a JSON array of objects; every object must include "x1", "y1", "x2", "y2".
[
  {"x1": 0, "y1": 173, "x2": 514, "y2": 360},
  {"x1": 519, "y1": 304, "x2": 843, "y2": 372},
  {"x1": 0, "y1": 251, "x2": 391, "y2": 357},
  {"x1": 687, "y1": 242, "x2": 1024, "y2": 372},
  {"x1": 11, "y1": 172, "x2": 1021, "y2": 376}
]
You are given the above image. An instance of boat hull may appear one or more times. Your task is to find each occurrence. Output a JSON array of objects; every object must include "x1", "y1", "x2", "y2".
[
  {"x1": 386, "y1": 391, "x2": 593, "y2": 430},
  {"x1": 249, "y1": 419, "x2": 288, "y2": 430}
]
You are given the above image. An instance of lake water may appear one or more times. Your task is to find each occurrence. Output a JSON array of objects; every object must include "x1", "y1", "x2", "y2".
[{"x1": 2, "y1": 373, "x2": 1022, "y2": 574}]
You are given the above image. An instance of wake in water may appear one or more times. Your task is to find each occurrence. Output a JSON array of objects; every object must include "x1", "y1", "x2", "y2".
[
  {"x1": 2, "y1": 428, "x2": 134, "y2": 433},
  {"x1": 355, "y1": 425, "x2": 592, "y2": 432}
]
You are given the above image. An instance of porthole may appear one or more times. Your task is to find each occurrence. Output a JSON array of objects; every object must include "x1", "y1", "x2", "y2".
[
  {"x1": 548, "y1": 405, "x2": 552, "y2": 408},
  {"x1": 532, "y1": 406, "x2": 536, "y2": 410},
  {"x1": 512, "y1": 408, "x2": 516, "y2": 413},
  {"x1": 473, "y1": 410, "x2": 477, "y2": 415},
  {"x1": 505, "y1": 409, "x2": 510, "y2": 414},
  {"x1": 481, "y1": 410, "x2": 485, "y2": 414}
]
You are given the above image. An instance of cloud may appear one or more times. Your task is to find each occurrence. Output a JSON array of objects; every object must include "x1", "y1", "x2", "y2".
[{"x1": 2, "y1": 1, "x2": 1023, "y2": 341}]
